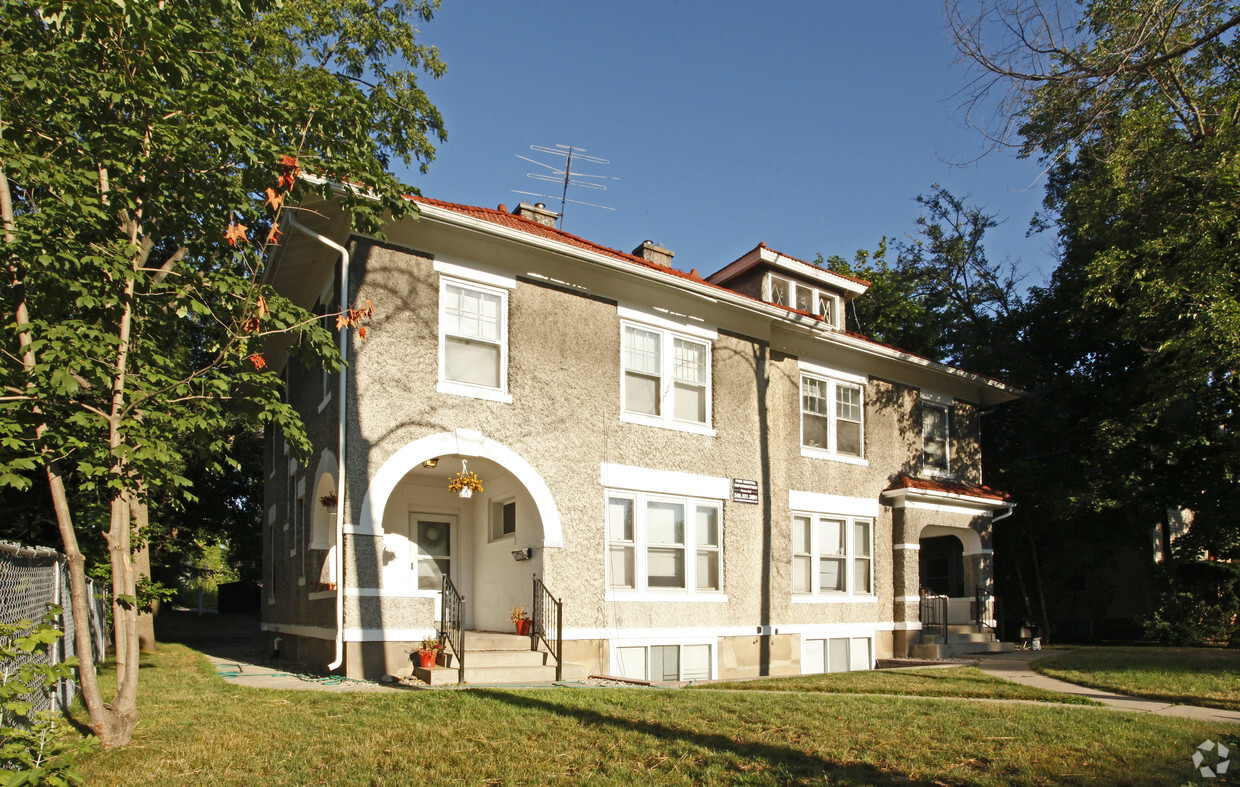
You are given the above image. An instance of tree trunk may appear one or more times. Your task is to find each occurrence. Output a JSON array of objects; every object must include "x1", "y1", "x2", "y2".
[
  {"x1": 1026, "y1": 521, "x2": 1052, "y2": 644},
  {"x1": 130, "y1": 496, "x2": 158, "y2": 652},
  {"x1": 4, "y1": 160, "x2": 138, "y2": 746}
]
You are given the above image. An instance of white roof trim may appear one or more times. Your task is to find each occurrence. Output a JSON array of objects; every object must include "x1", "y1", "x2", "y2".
[
  {"x1": 881, "y1": 485, "x2": 1011, "y2": 512},
  {"x1": 705, "y1": 245, "x2": 869, "y2": 297}
]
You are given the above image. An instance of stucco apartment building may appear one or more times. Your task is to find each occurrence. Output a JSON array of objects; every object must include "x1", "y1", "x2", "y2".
[{"x1": 261, "y1": 192, "x2": 1019, "y2": 682}]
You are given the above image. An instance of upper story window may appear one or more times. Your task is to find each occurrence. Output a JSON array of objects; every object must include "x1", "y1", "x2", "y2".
[
  {"x1": 799, "y1": 363, "x2": 866, "y2": 463},
  {"x1": 618, "y1": 306, "x2": 716, "y2": 436},
  {"x1": 792, "y1": 514, "x2": 873, "y2": 598},
  {"x1": 921, "y1": 392, "x2": 952, "y2": 477},
  {"x1": 769, "y1": 274, "x2": 841, "y2": 328},
  {"x1": 435, "y1": 259, "x2": 515, "y2": 404},
  {"x1": 607, "y1": 491, "x2": 722, "y2": 597}
]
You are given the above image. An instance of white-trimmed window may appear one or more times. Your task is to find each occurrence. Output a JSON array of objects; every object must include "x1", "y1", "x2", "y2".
[
  {"x1": 769, "y1": 274, "x2": 841, "y2": 328},
  {"x1": 318, "y1": 283, "x2": 335, "y2": 410},
  {"x1": 800, "y1": 371, "x2": 865, "y2": 460},
  {"x1": 619, "y1": 311, "x2": 714, "y2": 434},
  {"x1": 438, "y1": 276, "x2": 510, "y2": 402},
  {"x1": 921, "y1": 397, "x2": 951, "y2": 476},
  {"x1": 615, "y1": 643, "x2": 713, "y2": 681},
  {"x1": 803, "y1": 636, "x2": 872, "y2": 673},
  {"x1": 792, "y1": 514, "x2": 873, "y2": 597},
  {"x1": 489, "y1": 498, "x2": 516, "y2": 542},
  {"x1": 607, "y1": 492, "x2": 722, "y2": 596}
]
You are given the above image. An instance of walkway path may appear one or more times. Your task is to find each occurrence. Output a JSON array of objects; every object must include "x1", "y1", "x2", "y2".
[{"x1": 974, "y1": 650, "x2": 1240, "y2": 725}]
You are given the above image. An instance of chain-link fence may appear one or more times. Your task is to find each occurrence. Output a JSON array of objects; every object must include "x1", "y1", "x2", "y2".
[{"x1": 0, "y1": 542, "x2": 108, "y2": 715}]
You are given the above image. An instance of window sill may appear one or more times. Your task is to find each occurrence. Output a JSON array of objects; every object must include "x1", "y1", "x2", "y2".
[
  {"x1": 791, "y1": 595, "x2": 878, "y2": 604},
  {"x1": 800, "y1": 447, "x2": 868, "y2": 466},
  {"x1": 619, "y1": 411, "x2": 716, "y2": 437},
  {"x1": 308, "y1": 541, "x2": 332, "y2": 551},
  {"x1": 307, "y1": 590, "x2": 335, "y2": 600},
  {"x1": 606, "y1": 591, "x2": 729, "y2": 603},
  {"x1": 487, "y1": 534, "x2": 516, "y2": 545},
  {"x1": 437, "y1": 380, "x2": 513, "y2": 404}
]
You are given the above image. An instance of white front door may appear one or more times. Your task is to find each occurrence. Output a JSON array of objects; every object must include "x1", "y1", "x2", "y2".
[{"x1": 410, "y1": 513, "x2": 458, "y2": 612}]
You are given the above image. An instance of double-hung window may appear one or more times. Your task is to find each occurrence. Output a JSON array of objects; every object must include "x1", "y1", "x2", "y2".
[
  {"x1": 436, "y1": 260, "x2": 515, "y2": 403},
  {"x1": 921, "y1": 394, "x2": 951, "y2": 476},
  {"x1": 619, "y1": 308, "x2": 715, "y2": 434},
  {"x1": 607, "y1": 491, "x2": 722, "y2": 597},
  {"x1": 800, "y1": 364, "x2": 866, "y2": 461},
  {"x1": 792, "y1": 514, "x2": 873, "y2": 597}
]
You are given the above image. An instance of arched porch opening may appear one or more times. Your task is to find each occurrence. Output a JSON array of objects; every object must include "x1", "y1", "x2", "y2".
[
  {"x1": 356, "y1": 430, "x2": 563, "y2": 632},
  {"x1": 918, "y1": 524, "x2": 984, "y2": 626}
]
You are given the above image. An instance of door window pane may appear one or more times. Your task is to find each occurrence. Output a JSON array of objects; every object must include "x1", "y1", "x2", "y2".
[{"x1": 414, "y1": 518, "x2": 451, "y2": 591}]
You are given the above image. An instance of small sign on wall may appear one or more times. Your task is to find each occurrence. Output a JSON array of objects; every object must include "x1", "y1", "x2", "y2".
[{"x1": 732, "y1": 478, "x2": 759, "y2": 504}]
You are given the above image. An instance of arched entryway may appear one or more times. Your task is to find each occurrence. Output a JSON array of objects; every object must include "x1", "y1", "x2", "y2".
[
  {"x1": 918, "y1": 524, "x2": 984, "y2": 625},
  {"x1": 355, "y1": 429, "x2": 562, "y2": 631}
]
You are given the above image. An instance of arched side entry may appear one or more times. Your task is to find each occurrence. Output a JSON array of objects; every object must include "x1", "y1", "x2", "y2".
[
  {"x1": 917, "y1": 523, "x2": 987, "y2": 625},
  {"x1": 355, "y1": 429, "x2": 563, "y2": 547}
]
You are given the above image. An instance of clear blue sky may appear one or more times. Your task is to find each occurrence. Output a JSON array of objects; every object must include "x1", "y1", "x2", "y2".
[{"x1": 402, "y1": 2, "x2": 1056, "y2": 289}]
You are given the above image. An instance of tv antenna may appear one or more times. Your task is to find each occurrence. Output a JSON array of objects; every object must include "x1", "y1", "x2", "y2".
[{"x1": 514, "y1": 144, "x2": 617, "y2": 230}]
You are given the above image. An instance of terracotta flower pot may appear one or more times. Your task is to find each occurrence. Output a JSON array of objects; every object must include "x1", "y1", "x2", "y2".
[
  {"x1": 515, "y1": 619, "x2": 531, "y2": 636},
  {"x1": 418, "y1": 649, "x2": 436, "y2": 668}
]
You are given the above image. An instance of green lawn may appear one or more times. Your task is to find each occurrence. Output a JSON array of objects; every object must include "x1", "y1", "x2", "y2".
[
  {"x1": 73, "y1": 643, "x2": 1231, "y2": 786},
  {"x1": 1034, "y1": 646, "x2": 1240, "y2": 712},
  {"x1": 691, "y1": 666, "x2": 1098, "y2": 704}
]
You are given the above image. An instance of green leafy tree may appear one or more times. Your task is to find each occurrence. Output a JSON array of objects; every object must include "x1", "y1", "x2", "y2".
[
  {"x1": 1, "y1": 0, "x2": 445, "y2": 747},
  {"x1": 949, "y1": 0, "x2": 1240, "y2": 637}
]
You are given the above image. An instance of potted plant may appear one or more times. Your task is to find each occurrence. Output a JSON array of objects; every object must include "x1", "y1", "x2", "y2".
[
  {"x1": 510, "y1": 605, "x2": 532, "y2": 636},
  {"x1": 416, "y1": 636, "x2": 443, "y2": 669}
]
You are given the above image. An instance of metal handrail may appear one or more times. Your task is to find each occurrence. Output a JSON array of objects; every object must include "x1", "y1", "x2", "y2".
[
  {"x1": 919, "y1": 591, "x2": 948, "y2": 645},
  {"x1": 531, "y1": 575, "x2": 563, "y2": 682},
  {"x1": 975, "y1": 586, "x2": 997, "y2": 637},
  {"x1": 440, "y1": 575, "x2": 466, "y2": 683}
]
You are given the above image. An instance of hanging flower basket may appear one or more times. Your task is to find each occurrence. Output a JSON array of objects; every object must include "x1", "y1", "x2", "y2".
[
  {"x1": 318, "y1": 491, "x2": 338, "y2": 509},
  {"x1": 447, "y1": 470, "x2": 483, "y2": 498}
]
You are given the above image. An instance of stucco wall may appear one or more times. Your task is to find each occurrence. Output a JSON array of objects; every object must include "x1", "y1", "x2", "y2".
[{"x1": 263, "y1": 224, "x2": 1004, "y2": 679}]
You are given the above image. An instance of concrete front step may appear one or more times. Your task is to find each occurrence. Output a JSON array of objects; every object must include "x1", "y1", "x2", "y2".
[
  {"x1": 413, "y1": 630, "x2": 584, "y2": 685},
  {"x1": 910, "y1": 640, "x2": 1016, "y2": 659},
  {"x1": 463, "y1": 630, "x2": 537, "y2": 651}
]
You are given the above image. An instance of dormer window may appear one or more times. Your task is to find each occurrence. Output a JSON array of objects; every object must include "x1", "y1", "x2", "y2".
[{"x1": 769, "y1": 274, "x2": 840, "y2": 328}]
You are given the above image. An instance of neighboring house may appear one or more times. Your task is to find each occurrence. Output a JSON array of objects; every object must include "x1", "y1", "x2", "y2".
[{"x1": 261, "y1": 193, "x2": 1019, "y2": 682}]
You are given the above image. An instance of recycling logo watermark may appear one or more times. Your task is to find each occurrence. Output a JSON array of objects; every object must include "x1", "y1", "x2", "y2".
[{"x1": 1193, "y1": 740, "x2": 1230, "y2": 779}]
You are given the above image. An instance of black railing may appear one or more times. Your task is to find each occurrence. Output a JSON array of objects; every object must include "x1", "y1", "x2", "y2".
[
  {"x1": 920, "y1": 591, "x2": 948, "y2": 645},
  {"x1": 440, "y1": 575, "x2": 465, "y2": 683},
  {"x1": 975, "y1": 586, "x2": 997, "y2": 637},
  {"x1": 531, "y1": 575, "x2": 563, "y2": 682}
]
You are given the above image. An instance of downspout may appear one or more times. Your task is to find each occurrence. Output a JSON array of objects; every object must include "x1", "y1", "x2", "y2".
[
  {"x1": 286, "y1": 214, "x2": 349, "y2": 671},
  {"x1": 991, "y1": 504, "x2": 1015, "y2": 523}
]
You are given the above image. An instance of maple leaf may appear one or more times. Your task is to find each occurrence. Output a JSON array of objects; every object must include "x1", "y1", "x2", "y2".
[
  {"x1": 266, "y1": 224, "x2": 282, "y2": 246},
  {"x1": 255, "y1": 295, "x2": 268, "y2": 319},
  {"x1": 265, "y1": 187, "x2": 284, "y2": 212},
  {"x1": 225, "y1": 222, "x2": 249, "y2": 246},
  {"x1": 246, "y1": 353, "x2": 266, "y2": 370},
  {"x1": 358, "y1": 325, "x2": 367, "y2": 341},
  {"x1": 241, "y1": 317, "x2": 260, "y2": 333},
  {"x1": 335, "y1": 314, "x2": 347, "y2": 330},
  {"x1": 280, "y1": 154, "x2": 298, "y2": 169}
]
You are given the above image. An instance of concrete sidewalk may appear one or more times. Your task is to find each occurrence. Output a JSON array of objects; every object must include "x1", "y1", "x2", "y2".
[
  {"x1": 203, "y1": 652, "x2": 401, "y2": 693},
  {"x1": 974, "y1": 650, "x2": 1240, "y2": 724}
]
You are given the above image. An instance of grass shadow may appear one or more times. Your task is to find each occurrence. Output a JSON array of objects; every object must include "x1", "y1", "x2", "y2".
[{"x1": 468, "y1": 688, "x2": 938, "y2": 785}]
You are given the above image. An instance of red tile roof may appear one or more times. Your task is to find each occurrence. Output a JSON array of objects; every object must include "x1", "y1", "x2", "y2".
[
  {"x1": 408, "y1": 196, "x2": 1015, "y2": 391},
  {"x1": 885, "y1": 473, "x2": 1012, "y2": 503}
]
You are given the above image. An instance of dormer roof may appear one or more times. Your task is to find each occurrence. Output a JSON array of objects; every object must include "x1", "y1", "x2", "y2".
[{"x1": 705, "y1": 243, "x2": 870, "y2": 299}]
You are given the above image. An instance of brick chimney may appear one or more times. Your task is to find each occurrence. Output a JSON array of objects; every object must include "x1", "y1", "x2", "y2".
[
  {"x1": 511, "y1": 202, "x2": 559, "y2": 228},
  {"x1": 632, "y1": 240, "x2": 674, "y2": 267}
]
